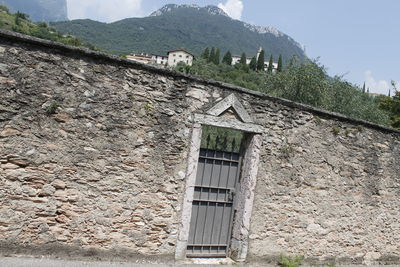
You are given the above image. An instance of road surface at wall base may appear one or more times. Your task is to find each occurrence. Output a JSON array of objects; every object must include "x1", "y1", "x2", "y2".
[
  {"x1": 1, "y1": 257, "x2": 240, "y2": 267},
  {"x1": 1, "y1": 257, "x2": 399, "y2": 267}
]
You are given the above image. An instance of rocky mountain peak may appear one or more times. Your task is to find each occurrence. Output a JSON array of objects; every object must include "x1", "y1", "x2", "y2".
[
  {"x1": 203, "y1": 5, "x2": 229, "y2": 17},
  {"x1": 150, "y1": 4, "x2": 229, "y2": 18}
]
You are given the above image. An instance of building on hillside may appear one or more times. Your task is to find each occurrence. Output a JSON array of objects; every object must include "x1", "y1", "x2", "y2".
[
  {"x1": 231, "y1": 48, "x2": 278, "y2": 72},
  {"x1": 127, "y1": 49, "x2": 194, "y2": 67},
  {"x1": 264, "y1": 61, "x2": 278, "y2": 72},
  {"x1": 152, "y1": 54, "x2": 168, "y2": 65},
  {"x1": 231, "y1": 55, "x2": 252, "y2": 65},
  {"x1": 368, "y1": 92, "x2": 385, "y2": 98},
  {"x1": 167, "y1": 49, "x2": 195, "y2": 67},
  {"x1": 126, "y1": 53, "x2": 154, "y2": 64}
]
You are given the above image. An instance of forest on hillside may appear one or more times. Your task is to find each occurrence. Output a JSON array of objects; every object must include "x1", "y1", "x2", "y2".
[
  {"x1": 177, "y1": 47, "x2": 400, "y2": 129},
  {"x1": 51, "y1": 5, "x2": 306, "y2": 61}
]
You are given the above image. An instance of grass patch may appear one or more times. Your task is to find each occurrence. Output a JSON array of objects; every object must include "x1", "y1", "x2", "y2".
[
  {"x1": 278, "y1": 254, "x2": 304, "y2": 267},
  {"x1": 46, "y1": 101, "x2": 59, "y2": 114}
]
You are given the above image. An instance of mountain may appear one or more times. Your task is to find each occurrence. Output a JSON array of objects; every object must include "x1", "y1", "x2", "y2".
[
  {"x1": 52, "y1": 4, "x2": 306, "y2": 61},
  {"x1": 0, "y1": 0, "x2": 68, "y2": 22}
]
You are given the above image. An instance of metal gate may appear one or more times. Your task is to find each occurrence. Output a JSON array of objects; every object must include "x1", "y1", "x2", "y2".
[{"x1": 187, "y1": 132, "x2": 243, "y2": 257}]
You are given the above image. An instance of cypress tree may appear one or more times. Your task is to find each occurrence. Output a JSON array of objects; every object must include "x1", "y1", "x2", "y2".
[
  {"x1": 239, "y1": 53, "x2": 247, "y2": 65},
  {"x1": 14, "y1": 11, "x2": 28, "y2": 25},
  {"x1": 214, "y1": 48, "x2": 220, "y2": 65},
  {"x1": 15, "y1": 11, "x2": 21, "y2": 25},
  {"x1": 277, "y1": 55, "x2": 283, "y2": 72},
  {"x1": 249, "y1": 56, "x2": 257, "y2": 71},
  {"x1": 362, "y1": 82, "x2": 366, "y2": 93},
  {"x1": 209, "y1": 47, "x2": 215, "y2": 63},
  {"x1": 267, "y1": 55, "x2": 274, "y2": 73},
  {"x1": 202, "y1": 48, "x2": 210, "y2": 60},
  {"x1": 257, "y1": 49, "x2": 265, "y2": 71},
  {"x1": 222, "y1": 51, "x2": 233, "y2": 65}
]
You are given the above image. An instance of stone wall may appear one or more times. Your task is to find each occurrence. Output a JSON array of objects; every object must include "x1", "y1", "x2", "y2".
[
  {"x1": 249, "y1": 111, "x2": 400, "y2": 265},
  {"x1": 0, "y1": 30, "x2": 399, "y2": 265}
]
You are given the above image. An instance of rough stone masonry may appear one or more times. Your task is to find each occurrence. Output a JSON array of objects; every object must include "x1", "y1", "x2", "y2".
[{"x1": 0, "y1": 29, "x2": 399, "y2": 266}]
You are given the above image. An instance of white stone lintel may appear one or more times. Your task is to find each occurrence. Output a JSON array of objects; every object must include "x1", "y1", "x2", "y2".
[{"x1": 193, "y1": 113, "x2": 263, "y2": 134}]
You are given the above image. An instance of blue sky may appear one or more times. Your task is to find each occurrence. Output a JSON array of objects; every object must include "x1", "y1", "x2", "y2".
[{"x1": 67, "y1": 0, "x2": 400, "y2": 95}]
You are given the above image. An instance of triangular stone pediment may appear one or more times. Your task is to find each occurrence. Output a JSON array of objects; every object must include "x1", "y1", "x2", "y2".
[
  {"x1": 219, "y1": 107, "x2": 242, "y2": 121},
  {"x1": 206, "y1": 94, "x2": 253, "y2": 123}
]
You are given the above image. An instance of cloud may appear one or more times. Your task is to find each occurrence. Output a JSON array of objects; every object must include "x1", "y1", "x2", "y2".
[
  {"x1": 67, "y1": 0, "x2": 143, "y2": 22},
  {"x1": 218, "y1": 0, "x2": 244, "y2": 20},
  {"x1": 364, "y1": 70, "x2": 399, "y2": 95}
]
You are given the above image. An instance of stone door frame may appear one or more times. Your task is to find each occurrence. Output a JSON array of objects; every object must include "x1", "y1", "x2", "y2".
[{"x1": 175, "y1": 94, "x2": 263, "y2": 262}]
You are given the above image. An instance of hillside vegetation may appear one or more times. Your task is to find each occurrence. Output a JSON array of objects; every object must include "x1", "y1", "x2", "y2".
[
  {"x1": 1, "y1": 3, "x2": 397, "y2": 130},
  {"x1": 52, "y1": 5, "x2": 306, "y2": 62},
  {"x1": 178, "y1": 51, "x2": 398, "y2": 128},
  {"x1": 377, "y1": 90, "x2": 400, "y2": 129},
  {"x1": 0, "y1": 6, "x2": 96, "y2": 49}
]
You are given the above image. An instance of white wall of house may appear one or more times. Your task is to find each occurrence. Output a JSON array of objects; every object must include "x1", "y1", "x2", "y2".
[
  {"x1": 126, "y1": 55, "x2": 153, "y2": 64},
  {"x1": 264, "y1": 62, "x2": 278, "y2": 72},
  {"x1": 231, "y1": 55, "x2": 278, "y2": 72},
  {"x1": 168, "y1": 50, "x2": 194, "y2": 67},
  {"x1": 232, "y1": 56, "x2": 252, "y2": 65},
  {"x1": 152, "y1": 55, "x2": 168, "y2": 65}
]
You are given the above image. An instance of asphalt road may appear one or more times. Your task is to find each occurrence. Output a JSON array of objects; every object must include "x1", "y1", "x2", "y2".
[
  {"x1": 0, "y1": 257, "x2": 238, "y2": 267},
  {"x1": 0, "y1": 257, "x2": 399, "y2": 267}
]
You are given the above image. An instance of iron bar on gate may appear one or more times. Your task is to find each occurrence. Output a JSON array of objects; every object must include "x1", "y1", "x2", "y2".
[{"x1": 187, "y1": 132, "x2": 242, "y2": 257}]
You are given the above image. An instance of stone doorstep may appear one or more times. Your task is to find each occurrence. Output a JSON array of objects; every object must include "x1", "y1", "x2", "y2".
[{"x1": 181, "y1": 257, "x2": 236, "y2": 265}]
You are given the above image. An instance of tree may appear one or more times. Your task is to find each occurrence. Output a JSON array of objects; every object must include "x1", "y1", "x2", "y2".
[
  {"x1": 176, "y1": 62, "x2": 191, "y2": 74},
  {"x1": 267, "y1": 55, "x2": 274, "y2": 73},
  {"x1": 13, "y1": 11, "x2": 29, "y2": 27},
  {"x1": 362, "y1": 82, "x2": 366, "y2": 93},
  {"x1": 209, "y1": 47, "x2": 215, "y2": 63},
  {"x1": 222, "y1": 51, "x2": 233, "y2": 65},
  {"x1": 15, "y1": 12, "x2": 21, "y2": 25},
  {"x1": 378, "y1": 81, "x2": 400, "y2": 128},
  {"x1": 249, "y1": 56, "x2": 257, "y2": 71},
  {"x1": 214, "y1": 48, "x2": 220, "y2": 65},
  {"x1": 0, "y1": 5, "x2": 9, "y2": 14},
  {"x1": 239, "y1": 53, "x2": 247, "y2": 65},
  {"x1": 391, "y1": 80, "x2": 397, "y2": 91},
  {"x1": 275, "y1": 59, "x2": 329, "y2": 107},
  {"x1": 202, "y1": 48, "x2": 210, "y2": 60},
  {"x1": 185, "y1": 56, "x2": 391, "y2": 126},
  {"x1": 257, "y1": 49, "x2": 265, "y2": 71},
  {"x1": 277, "y1": 55, "x2": 283, "y2": 72},
  {"x1": 234, "y1": 53, "x2": 249, "y2": 72},
  {"x1": 37, "y1": 22, "x2": 48, "y2": 28}
]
